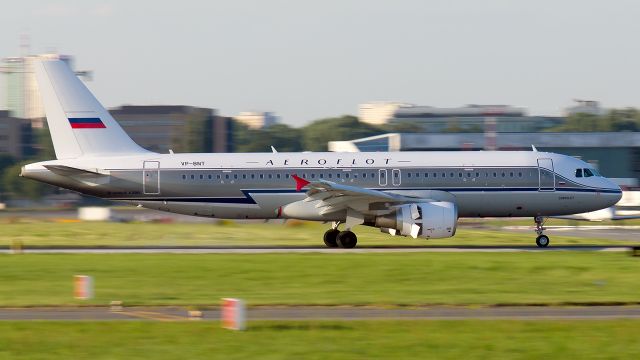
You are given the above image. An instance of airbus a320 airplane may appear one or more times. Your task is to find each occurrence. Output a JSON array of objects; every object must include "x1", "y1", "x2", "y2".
[{"x1": 21, "y1": 60, "x2": 622, "y2": 248}]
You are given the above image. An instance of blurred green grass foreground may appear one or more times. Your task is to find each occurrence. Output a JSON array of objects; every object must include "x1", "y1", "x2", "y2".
[
  {"x1": 2, "y1": 320, "x2": 640, "y2": 360},
  {"x1": 1, "y1": 252, "x2": 640, "y2": 306}
]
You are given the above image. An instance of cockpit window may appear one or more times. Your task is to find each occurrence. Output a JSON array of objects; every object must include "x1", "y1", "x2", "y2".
[
  {"x1": 583, "y1": 168, "x2": 594, "y2": 177},
  {"x1": 575, "y1": 169, "x2": 583, "y2": 178}
]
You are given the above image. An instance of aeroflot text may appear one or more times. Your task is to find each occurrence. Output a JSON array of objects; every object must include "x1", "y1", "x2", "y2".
[{"x1": 264, "y1": 158, "x2": 392, "y2": 166}]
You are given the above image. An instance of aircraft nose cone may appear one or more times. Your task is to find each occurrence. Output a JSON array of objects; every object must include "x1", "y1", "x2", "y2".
[{"x1": 602, "y1": 187, "x2": 622, "y2": 208}]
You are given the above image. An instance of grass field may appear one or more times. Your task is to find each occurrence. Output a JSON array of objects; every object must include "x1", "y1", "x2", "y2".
[
  {"x1": 0, "y1": 220, "x2": 637, "y2": 247},
  {"x1": 1, "y1": 320, "x2": 640, "y2": 359},
  {"x1": 1, "y1": 252, "x2": 639, "y2": 306}
]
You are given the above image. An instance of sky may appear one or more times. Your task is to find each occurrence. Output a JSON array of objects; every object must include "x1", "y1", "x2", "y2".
[{"x1": 1, "y1": 0, "x2": 640, "y2": 126}]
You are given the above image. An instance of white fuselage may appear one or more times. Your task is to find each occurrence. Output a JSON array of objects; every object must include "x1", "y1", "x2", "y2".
[{"x1": 22, "y1": 150, "x2": 622, "y2": 220}]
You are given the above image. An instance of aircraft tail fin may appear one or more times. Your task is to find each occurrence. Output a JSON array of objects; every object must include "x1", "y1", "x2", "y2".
[{"x1": 35, "y1": 59, "x2": 151, "y2": 159}]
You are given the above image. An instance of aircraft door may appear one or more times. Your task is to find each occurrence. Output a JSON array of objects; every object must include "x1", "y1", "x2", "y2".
[
  {"x1": 537, "y1": 158, "x2": 555, "y2": 191},
  {"x1": 378, "y1": 169, "x2": 387, "y2": 186},
  {"x1": 143, "y1": 161, "x2": 160, "y2": 194},
  {"x1": 392, "y1": 169, "x2": 401, "y2": 186}
]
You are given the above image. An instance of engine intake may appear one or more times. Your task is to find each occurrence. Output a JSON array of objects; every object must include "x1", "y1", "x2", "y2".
[{"x1": 374, "y1": 202, "x2": 457, "y2": 239}]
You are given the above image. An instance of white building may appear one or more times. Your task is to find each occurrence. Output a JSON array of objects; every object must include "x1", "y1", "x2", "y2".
[
  {"x1": 565, "y1": 100, "x2": 605, "y2": 116},
  {"x1": 1, "y1": 53, "x2": 90, "y2": 128},
  {"x1": 234, "y1": 111, "x2": 279, "y2": 129},
  {"x1": 358, "y1": 101, "x2": 411, "y2": 125}
]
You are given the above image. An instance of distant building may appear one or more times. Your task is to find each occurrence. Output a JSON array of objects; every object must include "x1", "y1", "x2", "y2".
[
  {"x1": 358, "y1": 102, "x2": 411, "y2": 125},
  {"x1": 565, "y1": 100, "x2": 605, "y2": 116},
  {"x1": 390, "y1": 104, "x2": 564, "y2": 133},
  {"x1": 110, "y1": 105, "x2": 233, "y2": 154},
  {"x1": 234, "y1": 111, "x2": 278, "y2": 129},
  {"x1": 0, "y1": 110, "x2": 33, "y2": 159},
  {"x1": 359, "y1": 102, "x2": 563, "y2": 132},
  {"x1": 0, "y1": 54, "x2": 88, "y2": 127}
]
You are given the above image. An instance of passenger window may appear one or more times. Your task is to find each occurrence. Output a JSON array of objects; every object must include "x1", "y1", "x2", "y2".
[
  {"x1": 425, "y1": 173, "x2": 429, "y2": 178},
  {"x1": 182, "y1": 174, "x2": 186, "y2": 180},
  {"x1": 199, "y1": 174, "x2": 204, "y2": 179},
  {"x1": 268, "y1": 174, "x2": 272, "y2": 179},
  {"x1": 190, "y1": 174, "x2": 195, "y2": 180},
  {"x1": 345, "y1": 173, "x2": 350, "y2": 179},
  {"x1": 449, "y1": 172, "x2": 454, "y2": 177},
  {"x1": 328, "y1": 174, "x2": 333, "y2": 178},
  {"x1": 259, "y1": 174, "x2": 264, "y2": 179},
  {"x1": 319, "y1": 174, "x2": 324, "y2": 178},
  {"x1": 415, "y1": 173, "x2": 419, "y2": 178},
  {"x1": 243, "y1": 174, "x2": 247, "y2": 179},
  {"x1": 225, "y1": 174, "x2": 229, "y2": 179},
  {"x1": 575, "y1": 169, "x2": 583, "y2": 178},
  {"x1": 493, "y1": 172, "x2": 497, "y2": 178},
  {"x1": 285, "y1": 174, "x2": 290, "y2": 179},
  {"x1": 234, "y1": 174, "x2": 238, "y2": 179},
  {"x1": 407, "y1": 173, "x2": 411, "y2": 178},
  {"x1": 337, "y1": 173, "x2": 341, "y2": 178},
  {"x1": 584, "y1": 168, "x2": 594, "y2": 177},
  {"x1": 501, "y1": 172, "x2": 506, "y2": 177},
  {"x1": 509, "y1": 172, "x2": 514, "y2": 177},
  {"x1": 518, "y1": 172, "x2": 522, "y2": 177},
  {"x1": 277, "y1": 174, "x2": 281, "y2": 179},
  {"x1": 251, "y1": 174, "x2": 255, "y2": 179},
  {"x1": 217, "y1": 174, "x2": 221, "y2": 179},
  {"x1": 363, "y1": 173, "x2": 367, "y2": 178},
  {"x1": 311, "y1": 174, "x2": 315, "y2": 179},
  {"x1": 475, "y1": 172, "x2": 479, "y2": 177}
]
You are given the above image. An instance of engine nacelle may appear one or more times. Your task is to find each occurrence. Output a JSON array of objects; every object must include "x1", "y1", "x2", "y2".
[{"x1": 374, "y1": 202, "x2": 457, "y2": 239}]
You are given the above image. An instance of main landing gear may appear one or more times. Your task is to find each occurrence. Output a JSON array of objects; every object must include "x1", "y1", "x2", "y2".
[
  {"x1": 534, "y1": 216, "x2": 550, "y2": 248},
  {"x1": 323, "y1": 222, "x2": 358, "y2": 249}
]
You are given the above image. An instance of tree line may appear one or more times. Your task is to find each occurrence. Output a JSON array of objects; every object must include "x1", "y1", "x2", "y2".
[{"x1": 1, "y1": 110, "x2": 639, "y2": 201}]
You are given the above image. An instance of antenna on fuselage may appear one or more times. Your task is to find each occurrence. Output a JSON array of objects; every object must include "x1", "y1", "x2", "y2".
[
  {"x1": 271, "y1": 146, "x2": 278, "y2": 153},
  {"x1": 531, "y1": 145, "x2": 538, "y2": 152}
]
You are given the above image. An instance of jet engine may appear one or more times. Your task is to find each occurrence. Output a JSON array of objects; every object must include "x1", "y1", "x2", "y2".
[{"x1": 373, "y1": 202, "x2": 457, "y2": 239}]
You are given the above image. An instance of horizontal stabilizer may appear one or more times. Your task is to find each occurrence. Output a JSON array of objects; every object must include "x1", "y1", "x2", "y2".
[{"x1": 44, "y1": 165, "x2": 108, "y2": 177}]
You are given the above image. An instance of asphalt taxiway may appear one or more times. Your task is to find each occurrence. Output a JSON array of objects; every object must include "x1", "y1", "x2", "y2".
[
  {"x1": 2, "y1": 306, "x2": 640, "y2": 321},
  {"x1": 0, "y1": 245, "x2": 633, "y2": 254}
]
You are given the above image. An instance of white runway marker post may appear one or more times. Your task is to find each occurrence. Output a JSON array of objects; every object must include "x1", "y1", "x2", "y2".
[
  {"x1": 221, "y1": 298, "x2": 246, "y2": 330},
  {"x1": 74, "y1": 275, "x2": 93, "y2": 300}
]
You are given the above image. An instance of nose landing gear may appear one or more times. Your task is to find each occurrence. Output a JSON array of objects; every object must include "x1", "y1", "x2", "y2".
[{"x1": 534, "y1": 216, "x2": 550, "y2": 248}]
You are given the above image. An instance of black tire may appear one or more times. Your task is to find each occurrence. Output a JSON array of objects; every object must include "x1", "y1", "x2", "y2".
[
  {"x1": 336, "y1": 231, "x2": 358, "y2": 249},
  {"x1": 323, "y1": 229, "x2": 340, "y2": 248},
  {"x1": 536, "y1": 235, "x2": 550, "y2": 248}
]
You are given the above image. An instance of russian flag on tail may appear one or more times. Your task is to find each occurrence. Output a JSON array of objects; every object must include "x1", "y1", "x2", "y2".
[{"x1": 68, "y1": 118, "x2": 106, "y2": 129}]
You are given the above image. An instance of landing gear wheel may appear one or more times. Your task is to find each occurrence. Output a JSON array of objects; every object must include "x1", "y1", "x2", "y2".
[
  {"x1": 336, "y1": 231, "x2": 358, "y2": 249},
  {"x1": 323, "y1": 229, "x2": 340, "y2": 248},
  {"x1": 536, "y1": 235, "x2": 550, "y2": 248}
]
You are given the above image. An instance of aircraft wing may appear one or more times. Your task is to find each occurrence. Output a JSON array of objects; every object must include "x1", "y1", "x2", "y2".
[{"x1": 291, "y1": 175, "x2": 426, "y2": 216}]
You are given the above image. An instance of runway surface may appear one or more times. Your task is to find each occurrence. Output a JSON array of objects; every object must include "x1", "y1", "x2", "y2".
[
  {"x1": 2, "y1": 305, "x2": 640, "y2": 321},
  {"x1": 0, "y1": 245, "x2": 633, "y2": 253}
]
